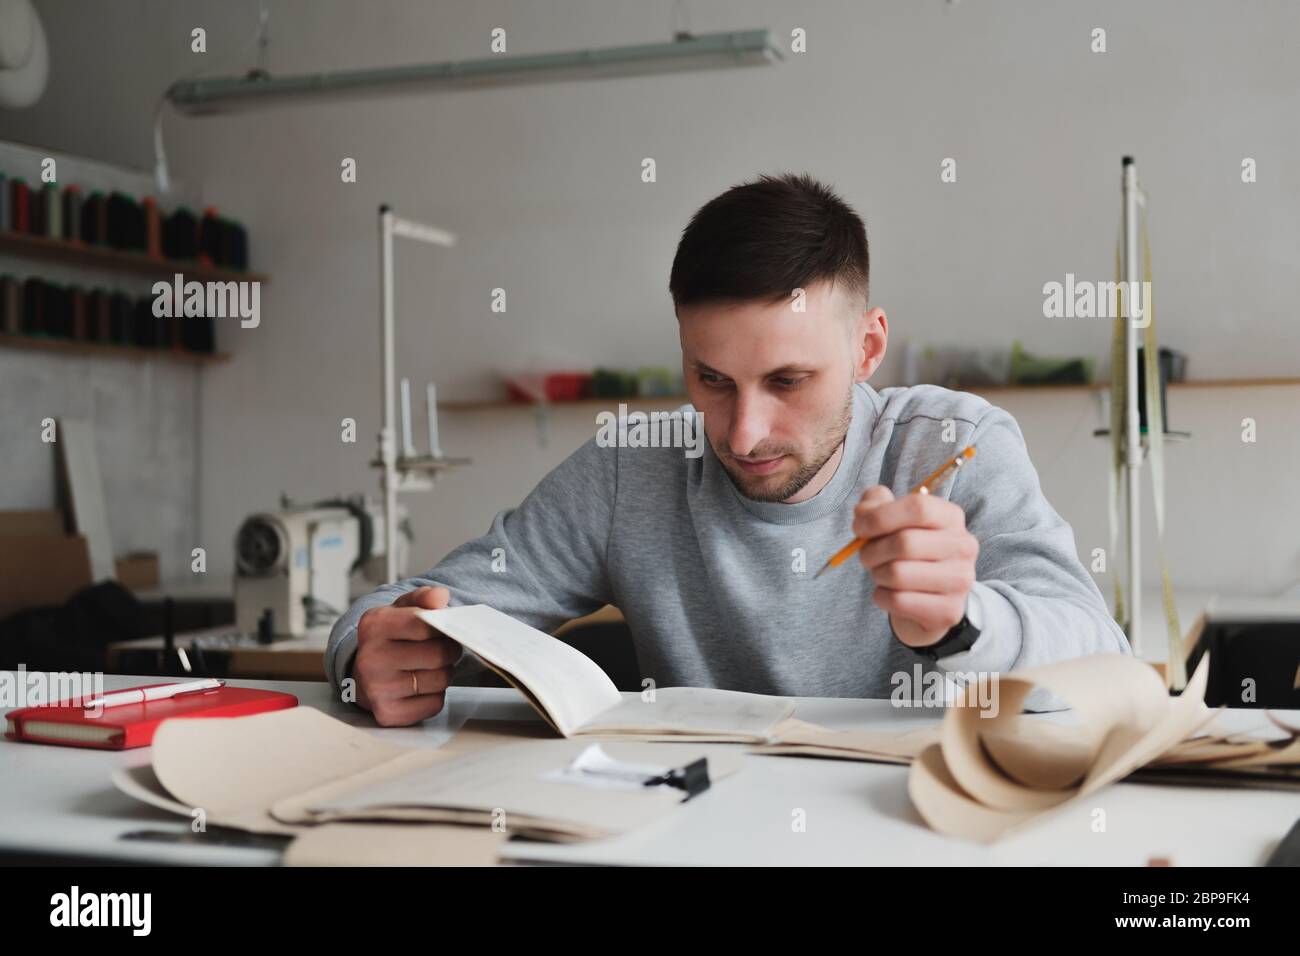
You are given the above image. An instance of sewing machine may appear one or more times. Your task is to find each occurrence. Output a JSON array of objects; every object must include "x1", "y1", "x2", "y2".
[{"x1": 233, "y1": 497, "x2": 406, "y2": 637}]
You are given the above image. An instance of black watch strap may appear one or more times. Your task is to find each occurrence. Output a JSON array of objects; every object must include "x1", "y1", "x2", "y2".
[{"x1": 918, "y1": 616, "x2": 979, "y2": 661}]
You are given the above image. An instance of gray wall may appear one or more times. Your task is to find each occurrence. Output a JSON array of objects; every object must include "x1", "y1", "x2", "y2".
[
  {"x1": 0, "y1": 141, "x2": 202, "y2": 582},
  {"x1": 2, "y1": 0, "x2": 1297, "y2": 603}
]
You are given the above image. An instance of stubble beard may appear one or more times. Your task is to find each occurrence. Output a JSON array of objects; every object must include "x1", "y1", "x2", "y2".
[{"x1": 719, "y1": 388, "x2": 854, "y2": 503}]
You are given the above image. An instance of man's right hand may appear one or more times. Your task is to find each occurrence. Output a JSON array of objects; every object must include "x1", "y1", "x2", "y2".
[{"x1": 352, "y1": 586, "x2": 462, "y2": 726}]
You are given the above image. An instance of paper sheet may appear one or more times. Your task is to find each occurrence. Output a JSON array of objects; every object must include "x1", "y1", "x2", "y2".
[
  {"x1": 907, "y1": 653, "x2": 1217, "y2": 843},
  {"x1": 439, "y1": 718, "x2": 560, "y2": 752},
  {"x1": 417, "y1": 604, "x2": 622, "y2": 736},
  {"x1": 117, "y1": 705, "x2": 745, "y2": 845},
  {"x1": 750, "y1": 718, "x2": 940, "y2": 764},
  {"x1": 278, "y1": 737, "x2": 746, "y2": 841},
  {"x1": 748, "y1": 663, "x2": 1300, "y2": 823},
  {"x1": 579, "y1": 687, "x2": 795, "y2": 741},
  {"x1": 283, "y1": 822, "x2": 506, "y2": 867},
  {"x1": 111, "y1": 764, "x2": 204, "y2": 819},
  {"x1": 143, "y1": 706, "x2": 443, "y2": 834}
]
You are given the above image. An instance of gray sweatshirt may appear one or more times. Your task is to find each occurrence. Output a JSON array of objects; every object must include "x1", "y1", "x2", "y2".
[{"x1": 326, "y1": 382, "x2": 1130, "y2": 698}]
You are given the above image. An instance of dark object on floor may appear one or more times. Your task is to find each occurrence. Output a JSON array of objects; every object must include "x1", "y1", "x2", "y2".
[{"x1": 0, "y1": 581, "x2": 145, "y2": 673}]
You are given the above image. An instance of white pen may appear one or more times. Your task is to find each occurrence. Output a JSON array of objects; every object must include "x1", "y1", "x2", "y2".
[{"x1": 83, "y1": 678, "x2": 225, "y2": 711}]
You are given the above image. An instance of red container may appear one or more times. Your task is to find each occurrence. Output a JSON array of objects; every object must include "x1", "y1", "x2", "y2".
[
  {"x1": 543, "y1": 372, "x2": 591, "y2": 401},
  {"x1": 506, "y1": 372, "x2": 592, "y2": 403}
]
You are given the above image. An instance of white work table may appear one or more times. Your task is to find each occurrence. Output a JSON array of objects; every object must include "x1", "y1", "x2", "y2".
[{"x1": 1, "y1": 672, "x2": 1295, "y2": 866}]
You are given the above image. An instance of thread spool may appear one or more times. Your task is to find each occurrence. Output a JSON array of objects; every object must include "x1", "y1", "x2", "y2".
[
  {"x1": 62, "y1": 184, "x2": 82, "y2": 243},
  {"x1": 142, "y1": 196, "x2": 162, "y2": 259},
  {"x1": 42, "y1": 183, "x2": 60, "y2": 239},
  {"x1": 11, "y1": 179, "x2": 30, "y2": 233}
]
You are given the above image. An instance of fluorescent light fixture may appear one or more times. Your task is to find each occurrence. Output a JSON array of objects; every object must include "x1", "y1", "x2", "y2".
[{"x1": 166, "y1": 29, "x2": 782, "y2": 115}]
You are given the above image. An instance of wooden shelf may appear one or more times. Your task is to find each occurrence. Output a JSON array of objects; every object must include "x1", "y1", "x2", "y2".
[
  {"x1": 439, "y1": 378, "x2": 1300, "y2": 412},
  {"x1": 0, "y1": 230, "x2": 268, "y2": 284},
  {"x1": 440, "y1": 394, "x2": 689, "y2": 412},
  {"x1": 1166, "y1": 377, "x2": 1300, "y2": 389},
  {"x1": 959, "y1": 382, "x2": 1103, "y2": 394},
  {"x1": 0, "y1": 333, "x2": 229, "y2": 365},
  {"x1": 965, "y1": 378, "x2": 1300, "y2": 393}
]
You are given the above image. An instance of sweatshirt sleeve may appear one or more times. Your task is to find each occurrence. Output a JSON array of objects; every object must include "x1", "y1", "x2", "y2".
[
  {"x1": 325, "y1": 436, "x2": 619, "y2": 694},
  {"x1": 931, "y1": 405, "x2": 1131, "y2": 680}
]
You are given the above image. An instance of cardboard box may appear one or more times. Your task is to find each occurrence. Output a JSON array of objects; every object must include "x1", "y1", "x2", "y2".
[
  {"x1": 0, "y1": 509, "x2": 65, "y2": 537},
  {"x1": 114, "y1": 551, "x2": 160, "y2": 592},
  {"x1": 0, "y1": 533, "x2": 93, "y2": 619}
]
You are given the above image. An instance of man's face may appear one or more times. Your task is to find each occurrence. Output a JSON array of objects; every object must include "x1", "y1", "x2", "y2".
[{"x1": 678, "y1": 281, "x2": 884, "y2": 503}]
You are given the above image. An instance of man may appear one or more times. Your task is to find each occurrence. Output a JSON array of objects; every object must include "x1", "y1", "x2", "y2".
[{"x1": 328, "y1": 172, "x2": 1129, "y2": 726}]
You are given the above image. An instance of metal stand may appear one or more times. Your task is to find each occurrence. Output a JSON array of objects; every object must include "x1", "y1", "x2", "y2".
[
  {"x1": 374, "y1": 205, "x2": 471, "y2": 585},
  {"x1": 1094, "y1": 158, "x2": 1192, "y2": 667}
]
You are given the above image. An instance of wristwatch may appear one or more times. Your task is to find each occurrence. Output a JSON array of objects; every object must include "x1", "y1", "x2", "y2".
[{"x1": 907, "y1": 591, "x2": 982, "y2": 662}]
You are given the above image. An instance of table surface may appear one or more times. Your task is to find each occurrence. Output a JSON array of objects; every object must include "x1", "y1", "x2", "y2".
[{"x1": 2, "y1": 671, "x2": 1296, "y2": 866}]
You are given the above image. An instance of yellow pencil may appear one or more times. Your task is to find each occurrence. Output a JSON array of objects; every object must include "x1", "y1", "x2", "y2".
[{"x1": 814, "y1": 445, "x2": 977, "y2": 578}]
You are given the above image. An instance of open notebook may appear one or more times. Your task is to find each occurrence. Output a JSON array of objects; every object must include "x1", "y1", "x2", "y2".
[{"x1": 417, "y1": 604, "x2": 794, "y2": 742}]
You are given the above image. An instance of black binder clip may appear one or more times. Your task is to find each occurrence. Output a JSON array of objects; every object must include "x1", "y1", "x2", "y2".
[{"x1": 643, "y1": 757, "x2": 711, "y2": 800}]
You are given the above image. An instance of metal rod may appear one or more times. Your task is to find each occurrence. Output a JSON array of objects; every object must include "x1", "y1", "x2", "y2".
[
  {"x1": 400, "y1": 377, "x2": 415, "y2": 458},
  {"x1": 379, "y1": 205, "x2": 399, "y2": 586},
  {"x1": 166, "y1": 31, "x2": 783, "y2": 114},
  {"x1": 1122, "y1": 157, "x2": 1142, "y2": 657},
  {"x1": 391, "y1": 218, "x2": 456, "y2": 247},
  {"x1": 426, "y1": 383, "x2": 442, "y2": 459}
]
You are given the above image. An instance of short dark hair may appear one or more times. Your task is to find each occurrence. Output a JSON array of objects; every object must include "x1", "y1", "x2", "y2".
[{"x1": 669, "y1": 172, "x2": 869, "y2": 315}]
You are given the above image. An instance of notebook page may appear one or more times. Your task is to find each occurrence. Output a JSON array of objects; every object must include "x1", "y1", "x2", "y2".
[
  {"x1": 578, "y1": 686, "x2": 795, "y2": 741},
  {"x1": 417, "y1": 604, "x2": 622, "y2": 737}
]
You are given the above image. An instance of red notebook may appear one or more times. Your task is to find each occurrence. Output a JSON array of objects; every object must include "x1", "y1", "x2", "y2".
[{"x1": 4, "y1": 682, "x2": 298, "y2": 750}]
